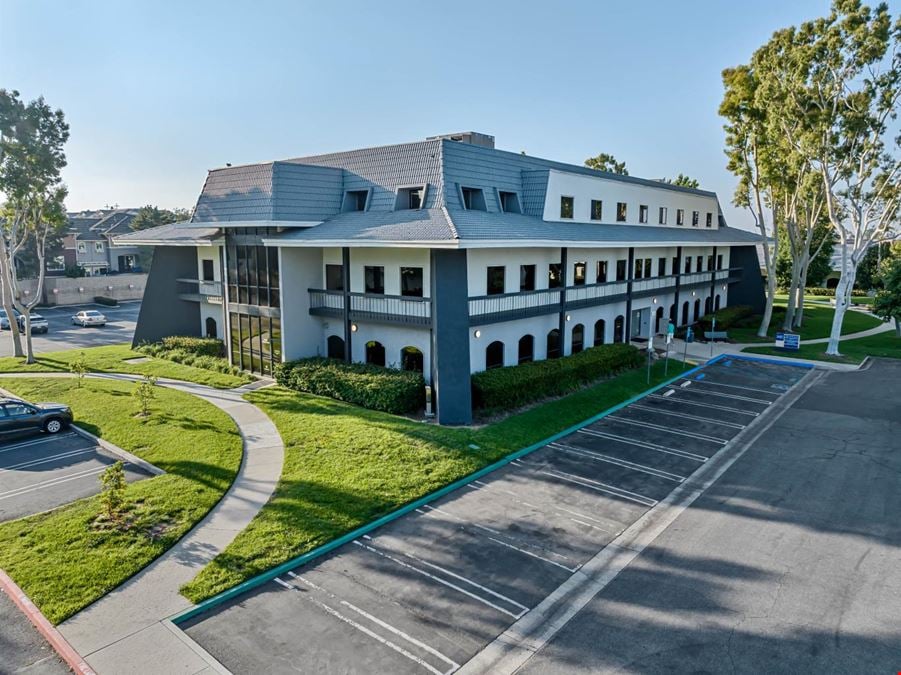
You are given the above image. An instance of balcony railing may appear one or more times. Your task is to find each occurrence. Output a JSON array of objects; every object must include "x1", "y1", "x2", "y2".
[
  {"x1": 469, "y1": 287, "x2": 562, "y2": 323},
  {"x1": 309, "y1": 289, "x2": 431, "y2": 326},
  {"x1": 177, "y1": 278, "x2": 223, "y2": 303},
  {"x1": 631, "y1": 274, "x2": 679, "y2": 296}
]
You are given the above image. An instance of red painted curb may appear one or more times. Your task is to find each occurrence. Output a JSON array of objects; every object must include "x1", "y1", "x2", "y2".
[{"x1": 0, "y1": 569, "x2": 96, "y2": 675}]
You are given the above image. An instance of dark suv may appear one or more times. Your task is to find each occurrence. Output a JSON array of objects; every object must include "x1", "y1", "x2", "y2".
[{"x1": 0, "y1": 398, "x2": 73, "y2": 436}]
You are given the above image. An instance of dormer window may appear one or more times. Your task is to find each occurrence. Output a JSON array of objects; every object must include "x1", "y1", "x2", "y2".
[
  {"x1": 461, "y1": 186, "x2": 487, "y2": 211},
  {"x1": 341, "y1": 189, "x2": 370, "y2": 212},
  {"x1": 692, "y1": 210, "x2": 700, "y2": 227},
  {"x1": 590, "y1": 200, "x2": 603, "y2": 221},
  {"x1": 676, "y1": 209, "x2": 685, "y2": 225},
  {"x1": 396, "y1": 186, "x2": 426, "y2": 210},
  {"x1": 639, "y1": 205, "x2": 649, "y2": 223},
  {"x1": 498, "y1": 191, "x2": 522, "y2": 214},
  {"x1": 706, "y1": 212, "x2": 713, "y2": 228},
  {"x1": 560, "y1": 196, "x2": 574, "y2": 219},
  {"x1": 616, "y1": 202, "x2": 627, "y2": 222}
]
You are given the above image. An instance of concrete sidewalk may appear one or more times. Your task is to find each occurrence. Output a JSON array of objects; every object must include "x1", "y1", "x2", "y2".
[{"x1": 0, "y1": 372, "x2": 285, "y2": 674}]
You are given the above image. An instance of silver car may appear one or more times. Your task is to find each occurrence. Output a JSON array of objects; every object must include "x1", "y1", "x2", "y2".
[
  {"x1": 18, "y1": 312, "x2": 49, "y2": 334},
  {"x1": 71, "y1": 310, "x2": 107, "y2": 327}
]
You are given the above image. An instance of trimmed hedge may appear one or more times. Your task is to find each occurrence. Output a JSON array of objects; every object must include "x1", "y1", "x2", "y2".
[
  {"x1": 275, "y1": 358, "x2": 425, "y2": 415},
  {"x1": 136, "y1": 337, "x2": 248, "y2": 379},
  {"x1": 698, "y1": 305, "x2": 754, "y2": 331},
  {"x1": 776, "y1": 286, "x2": 835, "y2": 297},
  {"x1": 93, "y1": 296, "x2": 118, "y2": 306},
  {"x1": 471, "y1": 343, "x2": 643, "y2": 412},
  {"x1": 159, "y1": 335, "x2": 224, "y2": 357}
]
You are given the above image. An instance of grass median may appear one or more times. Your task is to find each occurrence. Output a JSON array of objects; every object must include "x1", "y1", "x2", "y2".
[
  {"x1": 743, "y1": 330, "x2": 900, "y2": 364},
  {"x1": 0, "y1": 377, "x2": 242, "y2": 624},
  {"x1": 729, "y1": 304, "x2": 881, "y2": 343},
  {"x1": 0, "y1": 343, "x2": 250, "y2": 389},
  {"x1": 181, "y1": 357, "x2": 691, "y2": 602}
]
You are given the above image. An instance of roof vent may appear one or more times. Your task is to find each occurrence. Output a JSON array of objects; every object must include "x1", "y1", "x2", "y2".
[{"x1": 427, "y1": 132, "x2": 495, "y2": 149}]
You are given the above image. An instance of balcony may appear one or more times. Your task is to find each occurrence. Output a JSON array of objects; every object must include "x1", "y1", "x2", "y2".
[
  {"x1": 177, "y1": 278, "x2": 223, "y2": 304},
  {"x1": 309, "y1": 289, "x2": 431, "y2": 326},
  {"x1": 469, "y1": 287, "x2": 563, "y2": 325}
]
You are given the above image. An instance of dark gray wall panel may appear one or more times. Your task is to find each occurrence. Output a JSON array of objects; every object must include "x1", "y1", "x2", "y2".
[
  {"x1": 431, "y1": 249, "x2": 472, "y2": 425},
  {"x1": 132, "y1": 247, "x2": 201, "y2": 346},
  {"x1": 728, "y1": 245, "x2": 766, "y2": 313}
]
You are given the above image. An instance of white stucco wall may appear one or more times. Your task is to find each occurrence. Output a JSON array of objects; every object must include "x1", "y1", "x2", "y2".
[
  {"x1": 279, "y1": 247, "x2": 325, "y2": 361},
  {"x1": 347, "y1": 323, "x2": 432, "y2": 382},
  {"x1": 322, "y1": 247, "x2": 431, "y2": 296},
  {"x1": 196, "y1": 245, "x2": 225, "y2": 339}
]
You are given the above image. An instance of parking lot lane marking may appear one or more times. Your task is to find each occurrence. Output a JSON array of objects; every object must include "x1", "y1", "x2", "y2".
[
  {"x1": 671, "y1": 386, "x2": 774, "y2": 405},
  {"x1": 537, "y1": 468, "x2": 658, "y2": 507},
  {"x1": 647, "y1": 393, "x2": 759, "y2": 416},
  {"x1": 419, "y1": 504, "x2": 579, "y2": 573},
  {"x1": 0, "y1": 433, "x2": 77, "y2": 455},
  {"x1": 288, "y1": 572, "x2": 462, "y2": 673},
  {"x1": 274, "y1": 576, "x2": 451, "y2": 675},
  {"x1": 679, "y1": 381, "x2": 692, "y2": 388},
  {"x1": 0, "y1": 466, "x2": 107, "y2": 500},
  {"x1": 685, "y1": 378, "x2": 781, "y2": 395},
  {"x1": 549, "y1": 443, "x2": 686, "y2": 482},
  {"x1": 352, "y1": 540, "x2": 529, "y2": 619},
  {"x1": 577, "y1": 428, "x2": 709, "y2": 462},
  {"x1": 628, "y1": 404, "x2": 746, "y2": 429},
  {"x1": 0, "y1": 447, "x2": 97, "y2": 473},
  {"x1": 603, "y1": 416, "x2": 728, "y2": 444}
]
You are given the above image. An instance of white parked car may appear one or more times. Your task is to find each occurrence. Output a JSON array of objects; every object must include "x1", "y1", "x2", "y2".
[{"x1": 71, "y1": 310, "x2": 107, "y2": 327}]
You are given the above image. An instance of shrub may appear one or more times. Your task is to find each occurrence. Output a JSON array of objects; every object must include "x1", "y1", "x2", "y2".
[
  {"x1": 93, "y1": 296, "x2": 119, "y2": 306},
  {"x1": 135, "y1": 338, "x2": 247, "y2": 379},
  {"x1": 275, "y1": 358, "x2": 425, "y2": 414},
  {"x1": 159, "y1": 336, "x2": 224, "y2": 357},
  {"x1": 776, "y1": 286, "x2": 835, "y2": 297},
  {"x1": 471, "y1": 343, "x2": 643, "y2": 412},
  {"x1": 697, "y1": 305, "x2": 754, "y2": 331}
]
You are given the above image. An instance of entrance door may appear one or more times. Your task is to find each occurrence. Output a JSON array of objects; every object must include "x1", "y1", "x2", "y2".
[{"x1": 631, "y1": 308, "x2": 651, "y2": 339}]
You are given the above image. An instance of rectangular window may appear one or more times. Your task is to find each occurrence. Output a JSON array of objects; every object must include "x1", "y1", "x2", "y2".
[
  {"x1": 706, "y1": 212, "x2": 713, "y2": 228},
  {"x1": 697, "y1": 255, "x2": 703, "y2": 272},
  {"x1": 672, "y1": 257, "x2": 679, "y2": 274},
  {"x1": 639, "y1": 205, "x2": 648, "y2": 223},
  {"x1": 634, "y1": 258, "x2": 643, "y2": 279},
  {"x1": 616, "y1": 259, "x2": 627, "y2": 281},
  {"x1": 95, "y1": 242, "x2": 104, "y2": 253},
  {"x1": 548, "y1": 263, "x2": 563, "y2": 288},
  {"x1": 202, "y1": 259, "x2": 215, "y2": 281},
  {"x1": 717, "y1": 254, "x2": 724, "y2": 270},
  {"x1": 461, "y1": 187, "x2": 487, "y2": 211},
  {"x1": 692, "y1": 211, "x2": 700, "y2": 227},
  {"x1": 644, "y1": 258, "x2": 652, "y2": 278},
  {"x1": 707, "y1": 255, "x2": 714, "y2": 272},
  {"x1": 684, "y1": 257, "x2": 692, "y2": 274},
  {"x1": 590, "y1": 199, "x2": 603, "y2": 221},
  {"x1": 616, "y1": 202, "x2": 627, "y2": 222},
  {"x1": 659, "y1": 207, "x2": 668, "y2": 224},
  {"x1": 77, "y1": 242, "x2": 86, "y2": 253},
  {"x1": 499, "y1": 191, "x2": 522, "y2": 214},
  {"x1": 400, "y1": 267, "x2": 423, "y2": 297},
  {"x1": 573, "y1": 261, "x2": 587, "y2": 286},
  {"x1": 325, "y1": 264, "x2": 343, "y2": 291},
  {"x1": 676, "y1": 209, "x2": 685, "y2": 225},
  {"x1": 364, "y1": 266, "x2": 385, "y2": 294},
  {"x1": 396, "y1": 186, "x2": 424, "y2": 210},
  {"x1": 560, "y1": 196, "x2": 574, "y2": 219},
  {"x1": 596, "y1": 260, "x2": 608, "y2": 283},
  {"x1": 342, "y1": 189, "x2": 369, "y2": 212},
  {"x1": 658, "y1": 257, "x2": 666, "y2": 276},
  {"x1": 486, "y1": 266, "x2": 505, "y2": 295},
  {"x1": 520, "y1": 264, "x2": 536, "y2": 291}
]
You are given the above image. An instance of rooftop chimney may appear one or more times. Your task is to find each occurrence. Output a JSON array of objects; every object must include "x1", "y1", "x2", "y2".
[{"x1": 426, "y1": 131, "x2": 495, "y2": 149}]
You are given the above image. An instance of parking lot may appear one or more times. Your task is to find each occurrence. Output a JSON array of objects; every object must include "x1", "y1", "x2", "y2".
[
  {"x1": 182, "y1": 357, "x2": 809, "y2": 674},
  {"x1": 0, "y1": 301, "x2": 140, "y2": 357},
  {"x1": 0, "y1": 431, "x2": 151, "y2": 522}
]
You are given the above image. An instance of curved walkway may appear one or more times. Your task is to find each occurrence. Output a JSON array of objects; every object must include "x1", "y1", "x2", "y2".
[{"x1": 0, "y1": 372, "x2": 284, "y2": 674}]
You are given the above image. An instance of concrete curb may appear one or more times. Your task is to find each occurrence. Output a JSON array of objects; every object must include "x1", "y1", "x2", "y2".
[
  {"x1": 69, "y1": 424, "x2": 165, "y2": 477},
  {"x1": 0, "y1": 568, "x2": 96, "y2": 675}
]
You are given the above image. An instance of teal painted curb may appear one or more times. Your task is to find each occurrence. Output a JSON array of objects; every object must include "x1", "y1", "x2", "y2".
[{"x1": 171, "y1": 355, "x2": 721, "y2": 626}]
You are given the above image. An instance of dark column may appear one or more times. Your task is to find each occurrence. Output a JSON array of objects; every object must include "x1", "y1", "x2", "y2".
[
  {"x1": 625, "y1": 247, "x2": 635, "y2": 340},
  {"x1": 709, "y1": 245, "x2": 718, "y2": 311},
  {"x1": 558, "y1": 247, "x2": 568, "y2": 349},
  {"x1": 431, "y1": 249, "x2": 472, "y2": 425},
  {"x1": 727, "y1": 245, "x2": 766, "y2": 313},
  {"x1": 342, "y1": 246, "x2": 352, "y2": 362},
  {"x1": 132, "y1": 246, "x2": 201, "y2": 346},
  {"x1": 674, "y1": 246, "x2": 683, "y2": 326}
]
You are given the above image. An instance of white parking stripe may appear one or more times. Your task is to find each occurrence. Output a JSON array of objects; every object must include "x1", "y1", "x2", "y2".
[
  {"x1": 274, "y1": 577, "x2": 451, "y2": 675},
  {"x1": 0, "y1": 433, "x2": 77, "y2": 455},
  {"x1": 352, "y1": 540, "x2": 528, "y2": 619},
  {"x1": 0, "y1": 466, "x2": 107, "y2": 500},
  {"x1": 468, "y1": 481, "x2": 614, "y2": 532},
  {"x1": 537, "y1": 468, "x2": 658, "y2": 507},
  {"x1": 684, "y1": 377, "x2": 781, "y2": 395},
  {"x1": 647, "y1": 394, "x2": 760, "y2": 416},
  {"x1": 669, "y1": 385, "x2": 773, "y2": 405},
  {"x1": 0, "y1": 447, "x2": 97, "y2": 473},
  {"x1": 288, "y1": 572, "x2": 461, "y2": 673},
  {"x1": 628, "y1": 404, "x2": 746, "y2": 429},
  {"x1": 577, "y1": 428, "x2": 709, "y2": 462},
  {"x1": 604, "y1": 415, "x2": 727, "y2": 444},
  {"x1": 549, "y1": 443, "x2": 686, "y2": 482}
]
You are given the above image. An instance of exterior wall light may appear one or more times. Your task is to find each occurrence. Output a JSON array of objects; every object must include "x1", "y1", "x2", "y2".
[
  {"x1": 565, "y1": 314, "x2": 571, "y2": 321},
  {"x1": 473, "y1": 329, "x2": 481, "y2": 338},
  {"x1": 652, "y1": 297, "x2": 657, "y2": 304},
  {"x1": 691, "y1": 290, "x2": 696, "y2": 296},
  {"x1": 351, "y1": 323, "x2": 358, "y2": 332},
  {"x1": 722, "y1": 284, "x2": 727, "y2": 290}
]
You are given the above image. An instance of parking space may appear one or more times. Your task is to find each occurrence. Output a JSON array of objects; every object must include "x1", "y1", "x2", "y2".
[
  {"x1": 182, "y1": 356, "x2": 810, "y2": 675},
  {"x1": 0, "y1": 431, "x2": 151, "y2": 522}
]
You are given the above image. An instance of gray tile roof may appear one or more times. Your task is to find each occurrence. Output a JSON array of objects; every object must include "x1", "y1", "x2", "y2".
[
  {"x1": 112, "y1": 221, "x2": 221, "y2": 245},
  {"x1": 268, "y1": 209, "x2": 456, "y2": 245}
]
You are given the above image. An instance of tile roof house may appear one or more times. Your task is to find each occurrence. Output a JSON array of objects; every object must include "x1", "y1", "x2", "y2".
[{"x1": 63, "y1": 209, "x2": 143, "y2": 275}]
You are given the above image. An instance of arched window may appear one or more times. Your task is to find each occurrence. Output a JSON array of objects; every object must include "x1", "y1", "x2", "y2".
[
  {"x1": 486, "y1": 341, "x2": 504, "y2": 369},
  {"x1": 518, "y1": 335, "x2": 534, "y2": 363},
  {"x1": 694, "y1": 299, "x2": 701, "y2": 321},
  {"x1": 205, "y1": 317, "x2": 217, "y2": 338},
  {"x1": 714, "y1": 294, "x2": 721, "y2": 311},
  {"x1": 704, "y1": 296, "x2": 712, "y2": 315},
  {"x1": 400, "y1": 346, "x2": 423, "y2": 372},
  {"x1": 571, "y1": 324, "x2": 585, "y2": 354},
  {"x1": 670, "y1": 303, "x2": 677, "y2": 325},
  {"x1": 365, "y1": 340, "x2": 385, "y2": 366},
  {"x1": 546, "y1": 329, "x2": 561, "y2": 359},
  {"x1": 327, "y1": 335, "x2": 345, "y2": 359},
  {"x1": 655, "y1": 306, "x2": 665, "y2": 334},
  {"x1": 682, "y1": 301, "x2": 689, "y2": 326},
  {"x1": 593, "y1": 319, "x2": 606, "y2": 346},
  {"x1": 613, "y1": 316, "x2": 624, "y2": 344}
]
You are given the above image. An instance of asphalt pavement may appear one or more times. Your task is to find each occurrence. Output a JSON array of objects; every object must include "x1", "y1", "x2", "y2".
[{"x1": 0, "y1": 586, "x2": 69, "y2": 675}]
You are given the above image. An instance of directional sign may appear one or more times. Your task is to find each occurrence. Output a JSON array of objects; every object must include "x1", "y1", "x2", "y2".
[
  {"x1": 783, "y1": 333, "x2": 801, "y2": 350},
  {"x1": 775, "y1": 331, "x2": 785, "y2": 348}
]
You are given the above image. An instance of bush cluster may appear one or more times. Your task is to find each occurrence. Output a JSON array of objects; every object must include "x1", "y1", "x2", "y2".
[
  {"x1": 159, "y1": 335, "x2": 224, "y2": 357},
  {"x1": 697, "y1": 305, "x2": 754, "y2": 331},
  {"x1": 93, "y1": 296, "x2": 118, "y2": 306},
  {"x1": 471, "y1": 343, "x2": 643, "y2": 412},
  {"x1": 275, "y1": 358, "x2": 425, "y2": 414},
  {"x1": 776, "y1": 286, "x2": 835, "y2": 297},
  {"x1": 137, "y1": 337, "x2": 246, "y2": 378}
]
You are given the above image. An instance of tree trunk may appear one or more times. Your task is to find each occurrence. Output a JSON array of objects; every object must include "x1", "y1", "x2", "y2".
[
  {"x1": 0, "y1": 247, "x2": 24, "y2": 358},
  {"x1": 758, "y1": 272, "x2": 776, "y2": 338},
  {"x1": 895, "y1": 317, "x2": 900, "y2": 337},
  {"x1": 793, "y1": 262, "x2": 809, "y2": 329},
  {"x1": 826, "y1": 267, "x2": 856, "y2": 356},
  {"x1": 783, "y1": 262, "x2": 802, "y2": 331}
]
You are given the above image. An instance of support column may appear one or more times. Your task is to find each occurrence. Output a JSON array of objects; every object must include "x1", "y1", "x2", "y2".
[
  {"x1": 431, "y1": 249, "x2": 472, "y2": 425},
  {"x1": 625, "y1": 247, "x2": 635, "y2": 340},
  {"x1": 342, "y1": 246, "x2": 352, "y2": 362},
  {"x1": 558, "y1": 247, "x2": 568, "y2": 353},
  {"x1": 709, "y1": 245, "x2": 718, "y2": 312},
  {"x1": 674, "y1": 246, "x2": 683, "y2": 326}
]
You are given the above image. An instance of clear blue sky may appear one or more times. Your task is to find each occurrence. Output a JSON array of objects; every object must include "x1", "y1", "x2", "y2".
[{"x1": 3, "y1": 0, "x2": 888, "y2": 229}]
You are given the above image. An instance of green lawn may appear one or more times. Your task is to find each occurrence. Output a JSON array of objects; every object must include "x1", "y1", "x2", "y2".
[
  {"x1": 0, "y1": 343, "x2": 250, "y2": 389},
  {"x1": 729, "y1": 304, "x2": 880, "y2": 344},
  {"x1": 743, "y1": 330, "x2": 900, "y2": 364},
  {"x1": 773, "y1": 293, "x2": 873, "y2": 305},
  {"x1": 0, "y1": 378, "x2": 242, "y2": 624},
  {"x1": 181, "y1": 359, "x2": 691, "y2": 602}
]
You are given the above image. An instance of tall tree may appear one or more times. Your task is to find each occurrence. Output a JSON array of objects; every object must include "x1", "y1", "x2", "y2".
[
  {"x1": 130, "y1": 204, "x2": 191, "y2": 231},
  {"x1": 584, "y1": 153, "x2": 628, "y2": 175},
  {"x1": 0, "y1": 90, "x2": 69, "y2": 359},
  {"x1": 873, "y1": 242, "x2": 901, "y2": 335},
  {"x1": 662, "y1": 173, "x2": 700, "y2": 189}
]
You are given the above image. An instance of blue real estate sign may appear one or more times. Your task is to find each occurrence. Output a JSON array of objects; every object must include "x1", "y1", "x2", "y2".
[{"x1": 775, "y1": 332, "x2": 801, "y2": 350}]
